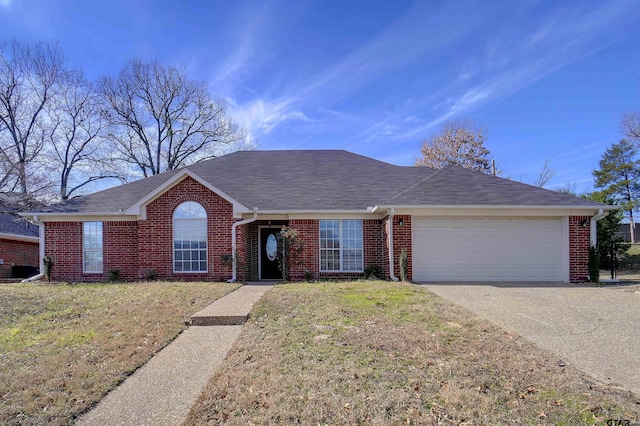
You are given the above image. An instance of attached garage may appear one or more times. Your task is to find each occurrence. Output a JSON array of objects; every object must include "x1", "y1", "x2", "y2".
[{"x1": 412, "y1": 217, "x2": 567, "y2": 282}]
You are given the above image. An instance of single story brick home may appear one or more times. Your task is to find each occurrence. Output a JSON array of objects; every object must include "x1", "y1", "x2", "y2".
[
  {"x1": 0, "y1": 211, "x2": 39, "y2": 278},
  {"x1": 20, "y1": 150, "x2": 616, "y2": 283}
]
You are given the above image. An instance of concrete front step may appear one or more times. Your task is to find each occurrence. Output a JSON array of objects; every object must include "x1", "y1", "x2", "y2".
[
  {"x1": 191, "y1": 314, "x2": 248, "y2": 326},
  {"x1": 190, "y1": 284, "x2": 272, "y2": 326}
]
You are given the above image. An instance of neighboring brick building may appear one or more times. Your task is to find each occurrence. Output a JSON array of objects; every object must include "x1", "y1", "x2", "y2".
[
  {"x1": 0, "y1": 212, "x2": 39, "y2": 279},
  {"x1": 20, "y1": 150, "x2": 615, "y2": 283}
]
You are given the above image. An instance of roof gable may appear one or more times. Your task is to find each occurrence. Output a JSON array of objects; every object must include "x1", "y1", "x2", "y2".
[{"x1": 124, "y1": 169, "x2": 251, "y2": 219}]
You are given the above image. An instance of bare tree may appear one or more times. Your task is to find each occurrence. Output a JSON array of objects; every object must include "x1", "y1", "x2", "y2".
[
  {"x1": 99, "y1": 59, "x2": 246, "y2": 177},
  {"x1": 533, "y1": 158, "x2": 555, "y2": 187},
  {"x1": 416, "y1": 118, "x2": 493, "y2": 173},
  {"x1": 47, "y1": 69, "x2": 124, "y2": 200},
  {"x1": 621, "y1": 112, "x2": 640, "y2": 146},
  {"x1": 0, "y1": 40, "x2": 64, "y2": 196}
]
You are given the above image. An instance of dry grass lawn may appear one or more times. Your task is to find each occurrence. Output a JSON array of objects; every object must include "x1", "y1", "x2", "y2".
[
  {"x1": 0, "y1": 281, "x2": 239, "y2": 426},
  {"x1": 186, "y1": 281, "x2": 640, "y2": 425}
]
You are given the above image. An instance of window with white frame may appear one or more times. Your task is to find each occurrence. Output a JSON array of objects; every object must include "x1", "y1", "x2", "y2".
[
  {"x1": 320, "y1": 219, "x2": 363, "y2": 272},
  {"x1": 83, "y1": 222, "x2": 103, "y2": 273},
  {"x1": 173, "y1": 201, "x2": 207, "y2": 273}
]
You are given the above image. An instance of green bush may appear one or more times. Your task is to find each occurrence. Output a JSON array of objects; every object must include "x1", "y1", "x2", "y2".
[
  {"x1": 364, "y1": 264, "x2": 382, "y2": 279},
  {"x1": 146, "y1": 269, "x2": 157, "y2": 281},
  {"x1": 108, "y1": 269, "x2": 121, "y2": 282},
  {"x1": 43, "y1": 255, "x2": 54, "y2": 282}
]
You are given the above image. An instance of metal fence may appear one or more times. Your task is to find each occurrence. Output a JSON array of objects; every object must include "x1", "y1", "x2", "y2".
[{"x1": 600, "y1": 242, "x2": 640, "y2": 283}]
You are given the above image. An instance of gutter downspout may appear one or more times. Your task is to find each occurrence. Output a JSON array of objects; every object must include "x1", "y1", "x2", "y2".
[
  {"x1": 22, "y1": 215, "x2": 45, "y2": 282},
  {"x1": 590, "y1": 208, "x2": 607, "y2": 248},
  {"x1": 228, "y1": 208, "x2": 258, "y2": 283},
  {"x1": 388, "y1": 208, "x2": 399, "y2": 282}
]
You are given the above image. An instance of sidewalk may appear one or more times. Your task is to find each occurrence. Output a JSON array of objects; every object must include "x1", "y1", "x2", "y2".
[{"x1": 77, "y1": 284, "x2": 272, "y2": 426}]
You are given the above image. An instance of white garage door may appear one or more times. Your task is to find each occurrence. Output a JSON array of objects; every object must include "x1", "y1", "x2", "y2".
[{"x1": 412, "y1": 217, "x2": 564, "y2": 282}]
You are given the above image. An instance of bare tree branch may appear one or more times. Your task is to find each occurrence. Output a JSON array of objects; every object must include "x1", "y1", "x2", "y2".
[
  {"x1": 99, "y1": 59, "x2": 246, "y2": 177},
  {"x1": 46, "y1": 68, "x2": 124, "y2": 200},
  {"x1": 533, "y1": 158, "x2": 555, "y2": 187},
  {"x1": 0, "y1": 40, "x2": 64, "y2": 198},
  {"x1": 416, "y1": 118, "x2": 494, "y2": 174},
  {"x1": 621, "y1": 112, "x2": 640, "y2": 146}
]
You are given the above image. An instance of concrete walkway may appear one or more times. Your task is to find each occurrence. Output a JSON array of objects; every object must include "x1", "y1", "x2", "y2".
[
  {"x1": 191, "y1": 283, "x2": 272, "y2": 325},
  {"x1": 77, "y1": 284, "x2": 272, "y2": 426}
]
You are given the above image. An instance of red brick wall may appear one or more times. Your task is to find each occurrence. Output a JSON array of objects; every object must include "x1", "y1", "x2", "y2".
[
  {"x1": 104, "y1": 221, "x2": 138, "y2": 281},
  {"x1": 137, "y1": 176, "x2": 234, "y2": 281},
  {"x1": 236, "y1": 222, "x2": 251, "y2": 281},
  {"x1": 387, "y1": 215, "x2": 412, "y2": 281},
  {"x1": 569, "y1": 215, "x2": 591, "y2": 282},
  {"x1": 0, "y1": 238, "x2": 39, "y2": 278},
  {"x1": 289, "y1": 219, "x2": 319, "y2": 280},
  {"x1": 364, "y1": 219, "x2": 384, "y2": 274},
  {"x1": 44, "y1": 176, "x2": 238, "y2": 282},
  {"x1": 45, "y1": 222, "x2": 83, "y2": 281},
  {"x1": 44, "y1": 221, "x2": 138, "y2": 282},
  {"x1": 289, "y1": 219, "x2": 384, "y2": 280}
]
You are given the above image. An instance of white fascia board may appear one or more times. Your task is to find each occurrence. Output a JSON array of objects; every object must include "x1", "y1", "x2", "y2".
[
  {"x1": 124, "y1": 169, "x2": 250, "y2": 219},
  {"x1": 0, "y1": 233, "x2": 39, "y2": 243},
  {"x1": 18, "y1": 213, "x2": 138, "y2": 222},
  {"x1": 256, "y1": 209, "x2": 373, "y2": 215},
  {"x1": 288, "y1": 212, "x2": 384, "y2": 220},
  {"x1": 252, "y1": 210, "x2": 382, "y2": 220},
  {"x1": 372, "y1": 205, "x2": 618, "y2": 217}
]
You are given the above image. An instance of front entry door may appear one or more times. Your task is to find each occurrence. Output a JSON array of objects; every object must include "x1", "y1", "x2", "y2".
[{"x1": 260, "y1": 228, "x2": 282, "y2": 279}]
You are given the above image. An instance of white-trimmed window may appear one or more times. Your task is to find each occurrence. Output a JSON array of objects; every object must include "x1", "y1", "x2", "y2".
[
  {"x1": 320, "y1": 219, "x2": 363, "y2": 272},
  {"x1": 173, "y1": 201, "x2": 207, "y2": 273},
  {"x1": 83, "y1": 222, "x2": 103, "y2": 273}
]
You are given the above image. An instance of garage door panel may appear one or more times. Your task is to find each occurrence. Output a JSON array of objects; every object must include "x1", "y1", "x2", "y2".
[{"x1": 413, "y1": 218, "x2": 564, "y2": 282}]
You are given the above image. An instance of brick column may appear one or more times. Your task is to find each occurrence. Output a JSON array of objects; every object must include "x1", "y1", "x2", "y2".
[{"x1": 569, "y1": 216, "x2": 591, "y2": 282}]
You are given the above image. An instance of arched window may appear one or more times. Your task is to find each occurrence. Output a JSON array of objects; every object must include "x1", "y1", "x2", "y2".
[{"x1": 173, "y1": 201, "x2": 207, "y2": 273}]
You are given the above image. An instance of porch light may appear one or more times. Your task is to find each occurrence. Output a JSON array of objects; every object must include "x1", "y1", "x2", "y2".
[{"x1": 398, "y1": 218, "x2": 404, "y2": 226}]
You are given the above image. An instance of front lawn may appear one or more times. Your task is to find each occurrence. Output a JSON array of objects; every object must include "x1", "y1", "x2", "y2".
[
  {"x1": 186, "y1": 281, "x2": 640, "y2": 425},
  {"x1": 0, "y1": 281, "x2": 239, "y2": 426}
]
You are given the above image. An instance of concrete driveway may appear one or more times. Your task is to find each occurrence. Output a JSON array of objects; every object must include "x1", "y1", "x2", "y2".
[{"x1": 422, "y1": 282, "x2": 640, "y2": 395}]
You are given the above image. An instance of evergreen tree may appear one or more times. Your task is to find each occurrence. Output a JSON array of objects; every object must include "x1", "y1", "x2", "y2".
[
  {"x1": 585, "y1": 191, "x2": 623, "y2": 271},
  {"x1": 593, "y1": 139, "x2": 640, "y2": 242}
]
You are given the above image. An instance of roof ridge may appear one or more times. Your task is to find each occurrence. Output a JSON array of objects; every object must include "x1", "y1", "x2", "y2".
[{"x1": 383, "y1": 166, "x2": 448, "y2": 204}]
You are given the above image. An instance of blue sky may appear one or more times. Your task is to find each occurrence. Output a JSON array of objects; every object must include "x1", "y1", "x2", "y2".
[{"x1": 1, "y1": 0, "x2": 639, "y2": 193}]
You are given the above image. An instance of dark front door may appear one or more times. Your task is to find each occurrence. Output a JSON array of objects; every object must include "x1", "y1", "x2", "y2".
[{"x1": 260, "y1": 228, "x2": 282, "y2": 279}]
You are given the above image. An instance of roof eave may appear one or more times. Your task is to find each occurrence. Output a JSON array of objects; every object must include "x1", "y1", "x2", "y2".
[
  {"x1": 256, "y1": 209, "x2": 374, "y2": 214},
  {"x1": 372, "y1": 204, "x2": 618, "y2": 211},
  {"x1": 0, "y1": 232, "x2": 39, "y2": 243}
]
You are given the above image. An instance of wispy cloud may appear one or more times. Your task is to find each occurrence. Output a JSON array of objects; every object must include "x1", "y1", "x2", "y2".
[
  {"x1": 214, "y1": 0, "x2": 639, "y2": 161},
  {"x1": 382, "y1": 0, "x2": 640, "y2": 142},
  {"x1": 0, "y1": 0, "x2": 11, "y2": 7},
  {"x1": 219, "y1": 1, "x2": 489, "y2": 141},
  {"x1": 226, "y1": 97, "x2": 313, "y2": 144}
]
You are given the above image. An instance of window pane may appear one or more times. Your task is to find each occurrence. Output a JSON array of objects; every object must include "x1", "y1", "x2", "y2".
[
  {"x1": 174, "y1": 202, "x2": 208, "y2": 272},
  {"x1": 83, "y1": 222, "x2": 103, "y2": 273},
  {"x1": 319, "y1": 220, "x2": 363, "y2": 272}
]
